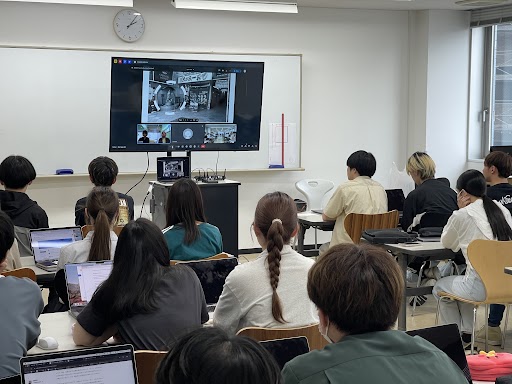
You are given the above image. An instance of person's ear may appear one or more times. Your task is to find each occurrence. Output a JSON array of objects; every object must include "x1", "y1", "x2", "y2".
[
  {"x1": 318, "y1": 308, "x2": 329, "y2": 328},
  {"x1": 89, "y1": 175, "x2": 94, "y2": 185},
  {"x1": 112, "y1": 177, "x2": 117, "y2": 185},
  {"x1": 291, "y1": 224, "x2": 299, "y2": 238},
  {"x1": 490, "y1": 165, "x2": 497, "y2": 175},
  {"x1": 253, "y1": 224, "x2": 262, "y2": 237}
]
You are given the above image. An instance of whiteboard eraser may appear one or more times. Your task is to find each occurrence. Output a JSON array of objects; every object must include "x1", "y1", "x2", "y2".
[{"x1": 55, "y1": 169, "x2": 74, "y2": 175}]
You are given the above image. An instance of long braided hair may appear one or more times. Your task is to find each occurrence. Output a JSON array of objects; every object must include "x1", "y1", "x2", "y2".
[{"x1": 254, "y1": 192, "x2": 298, "y2": 323}]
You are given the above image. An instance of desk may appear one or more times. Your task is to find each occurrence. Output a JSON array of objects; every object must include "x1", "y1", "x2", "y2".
[
  {"x1": 297, "y1": 212, "x2": 334, "y2": 257},
  {"x1": 28, "y1": 312, "x2": 79, "y2": 355},
  {"x1": 384, "y1": 242, "x2": 457, "y2": 331},
  {"x1": 21, "y1": 256, "x2": 55, "y2": 287}
]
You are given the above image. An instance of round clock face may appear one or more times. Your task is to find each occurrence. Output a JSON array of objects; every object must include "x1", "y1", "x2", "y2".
[
  {"x1": 113, "y1": 9, "x2": 145, "y2": 43},
  {"x1": 183, "y1": 129, "x2": 194, "y2": 140}
]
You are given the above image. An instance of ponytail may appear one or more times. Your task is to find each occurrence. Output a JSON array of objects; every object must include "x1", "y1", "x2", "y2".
[
  {"x1": 90, "y1": 209, "x2": 112, "y2": 261},
  {"x1": 482, "y1": 195, "x2": 512, "y2": 241},
  {"x1": 267, "y1": 219, "x2": 286, "y2": 323}
]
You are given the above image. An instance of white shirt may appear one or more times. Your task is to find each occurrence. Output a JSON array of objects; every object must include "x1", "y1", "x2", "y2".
[
  {"x1": 324, "y1": 176, "x2": 388, "y2": 245},
  {"x1": 213, "y1": 245, "x2": 318, "y2": 335},
  {"x1": 57, "y1": 231, "x2": 118, "y2": 270},
  {"x1": 441, "y1": 198, "x2": 512, "y2": 277}
]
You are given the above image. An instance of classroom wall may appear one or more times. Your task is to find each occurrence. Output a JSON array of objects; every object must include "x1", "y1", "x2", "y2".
[{"x1": 0, "y1": 1, "x2": 468, "y2": 249}]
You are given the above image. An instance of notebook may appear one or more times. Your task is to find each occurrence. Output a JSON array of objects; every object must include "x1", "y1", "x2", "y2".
[
  {"x1": 30, "y1": 227, "x2": 83, "y2": 271},
  {"x1": 20, "y1": 344, "x2": 138, "y2": 384},
  {"x1": 65, "y1": 261, "x2": 113, "y2": 318},
  {"x1": 182, "y1": 257, "x2": 238, "y2": 312}
]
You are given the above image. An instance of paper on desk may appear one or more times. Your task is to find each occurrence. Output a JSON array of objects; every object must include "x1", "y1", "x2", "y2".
[{"x1": 268, "y1": 122, "x2": 298, "y2": 168}]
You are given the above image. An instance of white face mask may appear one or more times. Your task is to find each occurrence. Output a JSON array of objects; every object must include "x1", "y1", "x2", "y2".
[{"x1": 319, "y1": 320, "x2": 334, "y2": 344}]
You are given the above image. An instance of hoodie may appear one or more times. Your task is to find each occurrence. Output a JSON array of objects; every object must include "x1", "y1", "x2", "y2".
[
  {"x1": 0, "y1": 190, "x2": 49, "y2": 229},
  {"x1": 441, "y1": 198, "x2": 512, "y2": 276}
]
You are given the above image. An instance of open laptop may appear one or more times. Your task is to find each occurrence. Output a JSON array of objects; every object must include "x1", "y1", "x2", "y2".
[
  {"x1": 260, "y1": 336, "x2": 310, "y2": 369},
  {"x1": 65, "y1": 261, "x2": 113, "y2": 318},
  {"x1": 182, "y1": 257, "x2": 238, "y2": 313},
  {"x1": 30, "y1": 227, "x2": 83, "y2": 271},
  {"x1": 20, "y1": 344, "x2": 138, "y2": 384}
]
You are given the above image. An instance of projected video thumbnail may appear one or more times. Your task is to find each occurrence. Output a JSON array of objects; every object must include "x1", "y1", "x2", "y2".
[
  {"x1": 204, "y1": 124, "x2": 237, "y2": 144},
  {"x1": 137, "y1": 124, "x2": 171, "y2": 144},
  {"x1": 141, "y1": 70, "x2": 236, "y2": 124}
]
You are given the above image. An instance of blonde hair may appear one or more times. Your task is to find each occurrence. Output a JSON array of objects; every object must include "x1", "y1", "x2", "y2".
[{"x1": 406, "y1": 152, "x2": 436, "y2": 181}]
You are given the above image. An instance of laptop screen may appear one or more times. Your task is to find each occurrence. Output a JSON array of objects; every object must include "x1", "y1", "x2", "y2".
[
  {"x1": 30, "y1": 227, "x2": 83, "y2": 262},
  {"x1": 20, "y1": 345, "x2": 137, "y2": 384},
  {"x1": 65, "y1": 261, "x2": 113, "y2": 308}
]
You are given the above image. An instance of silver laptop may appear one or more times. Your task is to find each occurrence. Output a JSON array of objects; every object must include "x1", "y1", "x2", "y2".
[
  {"x1": 30, "y1": 227, "x2": 83, "y2": 271},
  {"x1": 65, "y1": 261, "x2": 113, "y2": 318},
  {"x1": 20, "y1": 344, "x2": 138, "y2": 384}
]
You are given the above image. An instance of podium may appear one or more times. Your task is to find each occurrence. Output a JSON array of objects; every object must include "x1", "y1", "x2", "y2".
[{"x1": 150, "y1": 180, "x2": 240, "y2": 256}]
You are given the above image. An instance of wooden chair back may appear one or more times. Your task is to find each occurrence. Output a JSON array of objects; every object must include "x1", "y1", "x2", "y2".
[
  {"x1": 1, "y1": 267, "x2": 36, "y2": 282},
  {"x1": 344, "y1": 210, "x2": 399, "y2": 244},
  {"x1": 81, "y1": 225, "x2": 124, "y2": 238},
  {"x1": 170, "y1": 252, "x2": 234, "y2": 265},
  {"x1": 134, "y1": 350, "x2": 167, "y2": 384},
  {"x1": 237, "y1": 324, "x2": 328, "y2": 351},
  {"x1": 468, "y1": 240, "x2": 512, "y2": 304}
]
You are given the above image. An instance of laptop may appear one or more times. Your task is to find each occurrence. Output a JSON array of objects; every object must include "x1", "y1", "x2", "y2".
[
  {"x1": 260, "y1": 336, "x2": 310, "y2": 369},
  {"x1": 65, "y1": 261, "x2": 113, "y2": 318},
  {"x1": 20, "y1": 344, "x2": 138, "y2": 384},
  {"x1": 182, "y1": 257, "x2": 238, "y2": 312},
  {"x1": 30, "y1": 227, "x2": 83, "y2": 271},
  {"x1": 157, "y1": 156, "x2": 191, "y2": 183}
]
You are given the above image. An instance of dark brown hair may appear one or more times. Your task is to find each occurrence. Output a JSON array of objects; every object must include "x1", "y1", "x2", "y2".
[
  {"x1": 88, "y1": 157, "x2": 118, "y2": 187},
  {"x1": 86, "y1": 187, "x2": 119, "y2": 262},
  {"x1": 254, "y1": 192, "x2": 298, "y2": 323},
  {"x1": 165, "y1": 179, "x2": 206, "y2": 245},
  {"x1": 485, "y1": 151, "x2": 512, "y2": 179},
  {"x1": 308, "y1": 244, "x2": 404, "y2": 334}
]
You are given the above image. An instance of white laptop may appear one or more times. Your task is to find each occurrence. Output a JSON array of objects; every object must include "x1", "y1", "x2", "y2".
[
  {"x1": 20, "y1": 344, "x2": 138, "y2": 384},
  {"x1": 30, "y1": 227, "x2": 83, "y2": 271},
  {"x1": 65, "y1": 261, "x2": 113, "y2": 318}
]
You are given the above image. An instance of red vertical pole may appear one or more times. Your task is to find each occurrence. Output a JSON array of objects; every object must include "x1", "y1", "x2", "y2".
[{"x1": 281, "y1": 113, "x2": 285, "y2": 167}]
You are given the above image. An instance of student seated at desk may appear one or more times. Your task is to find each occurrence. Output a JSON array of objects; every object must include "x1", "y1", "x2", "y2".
[
  {"x1": 72, "y1": 218, "x2": 208, "y2": 350},
  {"x1": 402, "y1": 151, "x2": 457, "y2": 232},
  {"x1": 156, "y1": 327, "x2": 282, "y2": 384},
  {"x1": 162, "y1": 178, "x2": 222, "y2": 261},
  {"x1": 321, "y1": 150, "x2": 387, "y2": 250},
  {"x1": 58, "y1": 187, "x2": 119, "y2": 270},
  {"x1": 213, "y1": 192, "x2": 317, "y2": 335},
  {"x1": 281, "y1": 244, "x2": 468, "y2": 384},
  {"x1": 75, "y1": 157, "x2": 134, "y2": 227},
  {"x1": 0, "y1": 211, "x2": 43, "y2": 380},
  {"x1": 0, "y1": 155, "x2": 48, "y2": 229},
  {"x1": 433, "y1": 169, "x2": 512, "y2": 349}
]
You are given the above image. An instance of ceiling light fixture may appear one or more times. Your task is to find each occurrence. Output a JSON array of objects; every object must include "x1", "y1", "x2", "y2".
[
  {"x1": 0, "y1": 0, "x2": 132, "y2": 5},
  {"x1": 171, "y1": 0, "x2": 298, "y2": 13}
]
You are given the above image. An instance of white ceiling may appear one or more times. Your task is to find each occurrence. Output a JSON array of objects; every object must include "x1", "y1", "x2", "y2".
[{"x1": 295, "y1": 0, "x2": 509, "y2": 10}]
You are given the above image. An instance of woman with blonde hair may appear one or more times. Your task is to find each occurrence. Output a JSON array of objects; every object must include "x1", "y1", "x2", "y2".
[{"x1": 213, "y1": 192, "x2": 317, "y2": 334}]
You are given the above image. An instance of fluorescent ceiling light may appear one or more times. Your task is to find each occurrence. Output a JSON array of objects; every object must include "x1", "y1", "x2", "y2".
[
  {"x1": 0, "y1": 0, "x2": 132, "y2": 5},
  {"x1": 171, "y1": 0, "x2": 298, "y2": 13}
]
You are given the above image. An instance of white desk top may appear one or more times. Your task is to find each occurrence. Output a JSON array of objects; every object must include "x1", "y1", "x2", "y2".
[
  {"x1": 297, "y1": 211, "x2": 325, "y2": 223},
  {"x1": 384, "y1": 241, "x2": 445, "y2": 252},
  {"x1": 29, "y1": 312, "x2": 80, "y2": 355}
]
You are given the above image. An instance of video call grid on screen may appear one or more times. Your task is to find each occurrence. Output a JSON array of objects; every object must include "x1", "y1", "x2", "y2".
[{"x1": 110, "y1": 58, "x2": 264, "y2": 152}]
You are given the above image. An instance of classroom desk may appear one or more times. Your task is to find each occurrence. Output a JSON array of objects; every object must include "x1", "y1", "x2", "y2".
[
  {"x1": 28, "y1": 312, "x2": 79, "y2": 355},
  {"x1": 383, "y1": 242, "x2": 457, "y2": 331},
  {"x1": 297, "y1": 212, "x2": 334, "y2": 257},
  {"x1": 21, "y1": 256, "x2": 55, "y2": 286}
]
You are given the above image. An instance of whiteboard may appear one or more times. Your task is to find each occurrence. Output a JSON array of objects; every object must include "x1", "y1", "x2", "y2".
[{"x1": 0, "y1": 47, "x2": 301, "y2": 175}]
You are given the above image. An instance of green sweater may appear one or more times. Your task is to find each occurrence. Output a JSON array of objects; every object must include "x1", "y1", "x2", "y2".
[
  {"x1": 163, "y1": 222, "x2": 223, "y2": 261},
  {"x1": 282, "y1": 330, "x2": 468, "y2": 384}
]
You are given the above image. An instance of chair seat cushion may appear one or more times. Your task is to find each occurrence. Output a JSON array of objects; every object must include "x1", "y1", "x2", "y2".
[{"x1": 467, "y1": 351, "x2": 512, "y2": 381}]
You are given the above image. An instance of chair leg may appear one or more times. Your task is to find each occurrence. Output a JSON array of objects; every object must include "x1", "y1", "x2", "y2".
[
  {"x1": 503, "y1": 305, "x2": 510, "y2": 349},
  {"x1": 471, "y1": 306, "x2": 477, "y2": 355},
  {"x1": 485, "y1": 305, "x2": 489, "y2": 352},
  {"x1": 435, "y1": 297, "x2": 441, "y2": 325},
  {"x1": 412, "y1": 261, "x2": 428, "y2": 317},
  {"x1": 314, "y1": 228, "x2": 318, "y2": 251}
]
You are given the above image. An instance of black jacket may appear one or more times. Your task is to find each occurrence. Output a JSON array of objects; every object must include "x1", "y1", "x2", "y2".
[
  {"x1": 487, "y1": 183, "x2": 512, "y2": 214},
  {"x1": 401, "y1": 178, "x2": 457, "y2": 232},
  {"x1": 0, "y1": 190, "x2": 49, "y2": 229}
]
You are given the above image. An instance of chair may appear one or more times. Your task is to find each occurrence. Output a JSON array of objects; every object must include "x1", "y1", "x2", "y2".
[
  {"x1": 344, "y1": 210, "x2": 399, "y2": 244},
  {"x1": 236, "y1": 324, "x2": 328, "y2": 351},
  {"x1": 436, "y1": 239, "x2": 512, "y2": 353},
  {"x1": 81, "y1": 225, "x2": 124, "y2": 238},
  {"x1": 134, "y1": 350, "x2": 167, "y2": 384},
  {"x1": 295, "y1": 179, "x2": 335, "y2": 249},
  {"x1": 1, "y1": 267, "x2": 36, "y2": 282}
]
